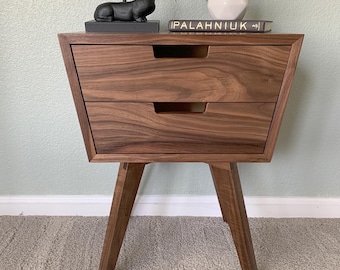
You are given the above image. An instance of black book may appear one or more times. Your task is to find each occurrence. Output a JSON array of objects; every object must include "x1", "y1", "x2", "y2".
[
  {"x1": 168, "y1": 20, "x2": 272, "y2": 33},
  {"x1": 85, "y1": 20, "x2": 159, "y2": 33}
]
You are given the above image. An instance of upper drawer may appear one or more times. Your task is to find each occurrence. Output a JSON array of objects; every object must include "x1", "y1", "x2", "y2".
[{"x1": 72, "y1": 45, "x2": 290, "y2": 102}]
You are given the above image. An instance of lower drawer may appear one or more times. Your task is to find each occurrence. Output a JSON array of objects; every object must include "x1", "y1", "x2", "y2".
[{"x1": 86, "y1": 102, "x2": 275, "y2": 154}]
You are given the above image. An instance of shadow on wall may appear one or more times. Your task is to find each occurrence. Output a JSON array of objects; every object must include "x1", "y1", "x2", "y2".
[
  {"x1": 138, "y1": 162, "x2": 214, "y2": 195},
  {"x1": 274, "y1": 67, "x2": 309, "y2": 156}
]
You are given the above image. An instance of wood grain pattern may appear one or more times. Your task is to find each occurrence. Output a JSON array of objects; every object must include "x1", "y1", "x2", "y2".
[
  {"x1": 99, "y1": 163, "x2": 146, "y2": 270},
  {"x1": 72, "y1": 45, "x2": 290, "y2": 102},
  {"x1": 264, "y1": 35, "x2": 304, "y2": 160},
  {"x1": 60, "y1": 32, "x2": 303, "y2": 46},
  {"x1": 59, "y1": 32, "x2": 303, "y2": 163},
  {"x1": 86, "y1": 102, "x2": 275, "y2": 154},
  {"x1": 88, "y1": 153, "x2": 269, "y2": 163},
  {"x1": 209, "y1": 162, "x2": 257, "y2": 270},
  {"x1": 58, "y1": 34, "x2": 96, "y2": 161}
]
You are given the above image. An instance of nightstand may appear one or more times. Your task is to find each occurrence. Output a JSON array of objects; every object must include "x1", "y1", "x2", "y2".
[{"x1": 59, "y1": 32, "x2": 303, "y2": 270}]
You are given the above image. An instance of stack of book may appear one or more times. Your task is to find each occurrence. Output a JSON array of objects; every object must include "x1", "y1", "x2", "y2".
[{"x1": 168, "y1": 20, "x2": 272, "y2": 33}]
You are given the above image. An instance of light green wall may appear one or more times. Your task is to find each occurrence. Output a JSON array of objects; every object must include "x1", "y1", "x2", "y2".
[{"x1": 1, "y1": 1, "x2": 339, "y2": 197}]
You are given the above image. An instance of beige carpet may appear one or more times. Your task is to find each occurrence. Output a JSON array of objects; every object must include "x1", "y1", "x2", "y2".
[{"x1": 0, "y1": 216, "x2": 339, "y2": 269}]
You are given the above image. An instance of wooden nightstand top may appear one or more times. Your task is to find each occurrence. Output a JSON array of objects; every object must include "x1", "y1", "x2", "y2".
[{"x1": 59, "y1": 32, "x2": 303, "y2": 45}]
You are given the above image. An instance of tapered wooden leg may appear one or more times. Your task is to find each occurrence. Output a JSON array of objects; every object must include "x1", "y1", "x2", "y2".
[
  {"x1": 99, "y1": 162, "x2": 146, "y2": 270},
  {"x1": 209, "y1": 162, "x2": 257, "y2": 270}
]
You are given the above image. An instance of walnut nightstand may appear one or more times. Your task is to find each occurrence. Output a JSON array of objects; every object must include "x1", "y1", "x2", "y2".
[{"x1": 59, "y1": 32, "x2": 303, "y2": 270}]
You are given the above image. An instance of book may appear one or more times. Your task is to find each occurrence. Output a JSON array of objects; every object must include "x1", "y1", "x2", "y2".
[
  {"x1": 168, "y1": 20, "x2": 272, "y2": 33},
  {"x1": 85, "y1": 20, "x2": 159, "y2": 33}
]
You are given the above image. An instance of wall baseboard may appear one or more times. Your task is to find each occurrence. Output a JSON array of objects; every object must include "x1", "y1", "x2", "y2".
[{"x1": 0, "y1": 195, "x2": 339, "y2": 218}]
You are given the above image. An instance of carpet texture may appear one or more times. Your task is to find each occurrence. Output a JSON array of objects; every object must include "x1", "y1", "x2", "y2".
[{"x1": 0, "y1": 216, "x2": 339, "y2": 269}]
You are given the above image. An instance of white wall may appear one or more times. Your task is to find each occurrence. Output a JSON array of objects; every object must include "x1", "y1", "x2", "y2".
[{"x1": 1, "y1": 0, "x2": 339, "y2": 197}]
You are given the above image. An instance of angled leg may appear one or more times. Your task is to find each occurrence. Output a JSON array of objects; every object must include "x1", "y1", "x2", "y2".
[
  {"x1": 209, "y1": 162, "x2": 257, "y2": 270},
  {"x1": 99, "y1": 162, "x2": 146, "y2": 270}
]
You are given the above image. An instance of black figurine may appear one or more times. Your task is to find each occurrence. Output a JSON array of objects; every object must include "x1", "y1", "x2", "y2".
[{"x1": 94, "y1": 0, "x2": 155, "y2": 22}]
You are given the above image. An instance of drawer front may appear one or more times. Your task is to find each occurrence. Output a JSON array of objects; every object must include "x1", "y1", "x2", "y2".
[
  {"x1": 73, "y1": 45, "x2": 290, "y2": 102},
  {"x1": 86, "y1": 102, "x2": 275, "y2": 154}
]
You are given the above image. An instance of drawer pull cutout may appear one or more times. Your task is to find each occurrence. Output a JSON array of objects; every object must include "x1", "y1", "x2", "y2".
[
  {"x1": 154, "y1": 102, "x2": 207, "y2": 114},
  {"x1": 153, "y1": 45, "x2": 208, "y2": 58}
]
